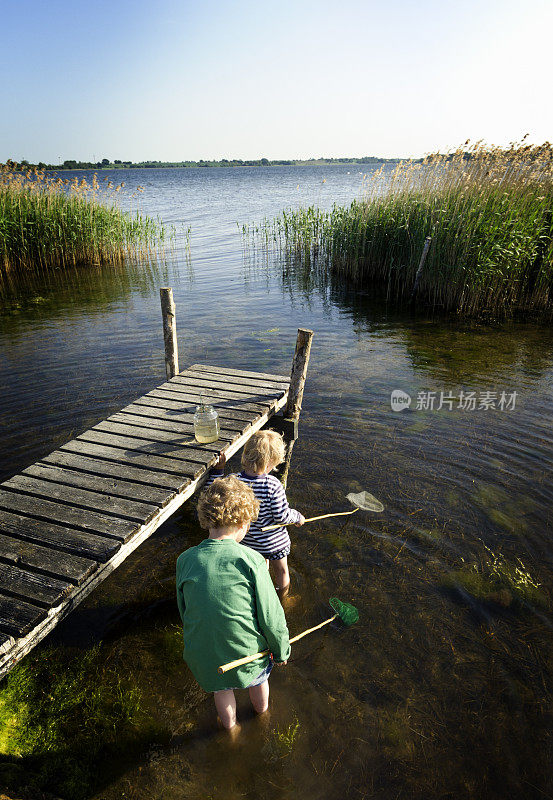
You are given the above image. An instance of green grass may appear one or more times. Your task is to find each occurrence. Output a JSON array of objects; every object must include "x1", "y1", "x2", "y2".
[
  {"x1": 263, "y1": 717, "x2": 301, "y2": 761},
  {"x1": 0, "y1": 161, "x2": 167, "y2": 274},
  {"x1": 0, "y1": 645, "x2": 155, "y2": 800},
  {"x1": 250, "y1": 140, "x2": 553, "y2": 316}
]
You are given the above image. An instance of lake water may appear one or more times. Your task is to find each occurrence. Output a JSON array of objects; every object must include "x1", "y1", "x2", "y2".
[{"x1": 1, "y1": 165, "x2": 552, "y2": 800}]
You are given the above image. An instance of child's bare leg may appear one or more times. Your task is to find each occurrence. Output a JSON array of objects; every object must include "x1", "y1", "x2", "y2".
[
  {"x1": 249, "y1": 680, "x2": 269, "y2": 714},
  {"x1": 272, "y1": 557, "x2": 290, "y2": 590},
  {"x1": 214, "y1": 689, "x2": 237, "y2": 729}
]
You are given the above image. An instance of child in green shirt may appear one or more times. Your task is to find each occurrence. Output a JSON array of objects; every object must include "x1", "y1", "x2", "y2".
[{"x1": 176, "y1": 475, "x2": 291, "y2": 730}]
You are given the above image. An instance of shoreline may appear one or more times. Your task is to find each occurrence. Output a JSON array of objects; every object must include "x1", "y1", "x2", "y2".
[{"x1": 7, "y1": 160, "x2": 402, "y2": 173}]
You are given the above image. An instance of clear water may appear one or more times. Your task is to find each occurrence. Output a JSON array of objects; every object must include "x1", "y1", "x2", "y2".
[{"x1": 0, "y1": 165, "x2": 552, "y2": 800}]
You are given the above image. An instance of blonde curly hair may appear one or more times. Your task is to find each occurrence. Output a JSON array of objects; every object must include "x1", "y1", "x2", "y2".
[
  {"x1": 197, "y1": 475, "x2": 260, "y2": 530},
  {"x1": 241, "y1": 430, "x2": 285, "y2": 474}
]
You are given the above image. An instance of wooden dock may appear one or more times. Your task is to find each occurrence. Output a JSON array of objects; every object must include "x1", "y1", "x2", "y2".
[{"x1": 0, "y1": 363, "x2": 291, "y2": 679}]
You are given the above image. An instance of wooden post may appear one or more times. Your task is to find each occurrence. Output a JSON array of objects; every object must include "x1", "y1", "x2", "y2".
[
  {"x1": 275, "y1": 328, "x2": 314, "y2": 487},
  {"x1": 286, "y1": 328, "x2": 314, "y2": 420},
  {"x1": 410, "y1": 236, "x2": 432, "y2": 302},
  {"x1": 160, "y1": 288, "x2": 179, "y2": 379}
]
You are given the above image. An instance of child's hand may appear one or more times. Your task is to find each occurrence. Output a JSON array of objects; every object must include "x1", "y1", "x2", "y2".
[
  {"x1": 294, "y1": 514, "x2": 306, "y2": 526},
  {"x1": 275, "y1": 660, "x2": 288, "y2": 667},
  {"x1": 213, "y1": 452, "x2": 226, "y2": 471}
]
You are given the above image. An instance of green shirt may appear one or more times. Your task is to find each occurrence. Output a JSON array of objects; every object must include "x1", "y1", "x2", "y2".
[{"x1": 176, "y1": 538, "x2": 291, "y2": 692}]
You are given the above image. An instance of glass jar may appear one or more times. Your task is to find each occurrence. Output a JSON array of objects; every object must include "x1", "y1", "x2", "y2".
[{"x1": 193, "y1": 403, "x2": 220, "y2": 443}]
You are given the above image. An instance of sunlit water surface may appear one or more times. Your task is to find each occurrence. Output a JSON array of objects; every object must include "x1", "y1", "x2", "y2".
[{"x1": 1, "y1": 165, "x2": 552, "y2": 800}]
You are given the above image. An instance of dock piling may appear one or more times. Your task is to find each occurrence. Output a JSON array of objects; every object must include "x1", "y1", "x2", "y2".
[
  {"x1": 160, "y1": 287, "x2": 179, "y2": 378},
  {"x1": 286, "y1": 328, "x2": 314, "y2": 420},
  {"x1": 275, "y1": 327, "x2": 314, "y2": 487}
]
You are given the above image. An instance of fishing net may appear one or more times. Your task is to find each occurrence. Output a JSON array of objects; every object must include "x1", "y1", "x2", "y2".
[
  {"x1": 346, "y1": 490, "x2": 384, "y2": 513},
  {"x1": 329, "y1": 597, "x2": 359, "y2": 626}
]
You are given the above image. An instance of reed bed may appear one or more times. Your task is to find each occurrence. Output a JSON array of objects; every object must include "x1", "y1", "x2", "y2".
[
  {"x1": 0, "y1": 161, "x2": 166, "y2": 274},
  {"x1": 253, "y1": 141, "x2": 553, "y2": 316}
]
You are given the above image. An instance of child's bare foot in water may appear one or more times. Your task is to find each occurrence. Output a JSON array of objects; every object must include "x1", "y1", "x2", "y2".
[
  {"x1": 277, "y1": 584, "x2": 300, "y2": 609},
  {"x1": 216, "y1": 717, "x2": 242, "y2": 741}
]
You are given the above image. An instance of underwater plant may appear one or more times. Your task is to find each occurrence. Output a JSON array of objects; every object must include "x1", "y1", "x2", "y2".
[
  {"x1": 442, "y1": 545, "x2": 548, "y2": 609},
  {"x1": 0, "y1": 645, "x2": 147, "y2": 799}
]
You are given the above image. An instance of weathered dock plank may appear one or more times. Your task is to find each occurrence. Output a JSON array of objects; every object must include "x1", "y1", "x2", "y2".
[
  {"x1": 0, "y1": 564, "x2": 71, "y2": 608},
  {"x1": 3, "y1": 475, "x2": 158, "y2": 524},
  {"x1": 183, "y1": 375, "x2": 289, "y2": 395},
  {"x1": 0, "y1": 531, "x2": 96, "y2": 584},
  {"x1": 148, "y1": 387, "x2": 273, "y2": 413},
  {"x1": 186, "y1": 367, "x2": 289, "y2": 392},
  {"x1": 22, "y1": 463, "x2": 172, "y2": 507},
  {"x1": 0, "y1": 595, "x2": 47, "y2": 638},
  {"x1": 95, "y1": 421, "x2": 231, "y2": 451},
  {"x1": 61, "y1": 440, "x2": 196, "y2": 482},
  {"x1": 47, "y1": 448, "x2": 189, "y2": 491},
  {"x1": 78, "y1": 430, "x2": 212, "y2": 474},
  {"x1": 0, "y1": 361, "x2": 290, "y2": 680},
  {"x1": 0, "y1": 509, "x2": 120, "y2": 562},
  {"x1": 189, "y1": 364, "x2": 289, "y2": 382},
  {"x1": 134, "y1": 393, "x2": 263, "y2": 421},
  {"x1": 169, "y1": 372, "x2": 287, "y2": 398},
  {"x1": 110, "y1": 413, "x2": 230, "y2": 454},
  {"x1": 111, "y1": 411, "x2": 241, "y2": 440},
  {"x1": 164, "y1": 376, "x2": 282, "y2": 403},
  {"x1": 0, "y1": 490, "x2": 136, "y2": 541}
]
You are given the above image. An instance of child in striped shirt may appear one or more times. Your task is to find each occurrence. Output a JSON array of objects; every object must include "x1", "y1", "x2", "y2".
[{"x1": 207, "y1": 430, "x2": 305, "y2": 593}]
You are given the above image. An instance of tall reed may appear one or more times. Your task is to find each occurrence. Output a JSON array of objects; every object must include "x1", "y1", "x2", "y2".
[
  {"x1": 255, "y1": 141, "x2": 553, "y2": 316},
  {"x1": 0, "y1": 161, "x2": 165, "y2": 274}
]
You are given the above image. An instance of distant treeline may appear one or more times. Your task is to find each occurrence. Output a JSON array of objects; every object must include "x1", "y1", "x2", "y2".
[{"x1": 12, "y1": 156, "x2": 400, "y2": 171}]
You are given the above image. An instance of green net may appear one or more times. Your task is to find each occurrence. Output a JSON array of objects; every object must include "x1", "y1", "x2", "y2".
[
  {"x1": 346, "y1": 490, "x2": 384, "y2": 513},
  {"x1": 329, "y1": 597, "x2": 359, "y2": 626}
]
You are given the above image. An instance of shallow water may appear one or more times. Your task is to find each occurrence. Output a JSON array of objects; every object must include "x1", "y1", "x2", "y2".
[{"x1": 0, "y1": 165, "x2": 552, "y2": 800}]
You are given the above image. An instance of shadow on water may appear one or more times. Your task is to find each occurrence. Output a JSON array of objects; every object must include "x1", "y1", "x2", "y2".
[{"x1": 0, "y1": 730, "x2": 167, "y2": 800}]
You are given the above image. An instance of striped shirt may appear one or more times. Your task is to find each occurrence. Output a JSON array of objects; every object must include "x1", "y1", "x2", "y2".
[{"x1": 206, "y1": 469, "x2": 301, "y2": 557}]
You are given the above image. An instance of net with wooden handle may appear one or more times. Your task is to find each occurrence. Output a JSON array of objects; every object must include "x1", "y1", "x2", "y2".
[
  {"x1": 217, "y1": 597, "x2": 359, "y2": 674},
  {"x1": 261, "y1": 508, "x2": 358, "y2": 533}
]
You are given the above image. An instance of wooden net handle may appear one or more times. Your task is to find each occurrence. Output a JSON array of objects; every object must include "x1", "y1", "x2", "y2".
[
  {"x1": 217, "y1": 614, "x2": 338, "y2": 674},
  {"x1": 289, "y1": 613, "x2": 338, "y2": 643},
  {"x1": 260, "y1": 508, "x2": 358, "y2": 533}
]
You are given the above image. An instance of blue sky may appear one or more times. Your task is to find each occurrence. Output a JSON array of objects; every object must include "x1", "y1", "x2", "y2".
[{"x1": 1, "y1": 0, "x2": 551, "y2": 162}]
